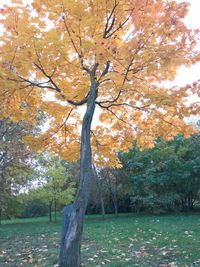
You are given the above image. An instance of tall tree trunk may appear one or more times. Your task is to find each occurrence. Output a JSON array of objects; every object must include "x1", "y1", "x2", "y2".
[
  {"x1": 107, "y1": 173, "x2": 118, "y2": 216},
  {"x1": 54, "y1": 199, "x2": 57, "y2": 223},
  {"x1": 0, "y1": 207, "x2": 2, "y2": 225},
  {"x1": 92, "y1": 164, "x2": 106, "y2": 219},
  {"x1": 113, "y1": 174, "x2": 118, "y2": 216},
  {"x1": 49, "y1": 200, "x2": 53, "y2": 223},
  {"x1": 100, "y1": 191, "x2": 106, "y2": 219},
  {"x1": 59, "y1": 73, "x2": 98, "y2": 267},
  {"x1": 113, "y1": 199, "x2": 118, "y2": 216}
]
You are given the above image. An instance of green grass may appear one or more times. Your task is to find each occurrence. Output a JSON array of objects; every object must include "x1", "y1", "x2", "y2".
[{"x1": 1, "y1": 213, "x2": 200, "y2": 266}]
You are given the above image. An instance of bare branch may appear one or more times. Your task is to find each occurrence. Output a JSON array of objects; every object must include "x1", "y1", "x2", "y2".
[
  {"x1": 99, "y1": 78, "x2": 111, "y2": 85},
  {"x1": 103, "y1": 1, "x2": 134, "y2": 39},
  {"x1": 91, "y1": 63, "x2": 99, "y2": 76},
  {"x1": 44, "y1": 107, "x2": 74, "y2": 141},
  {"x1": 18, "y1": 75, "x2": 60, "y2": 92},
  {"x1": 98, "y1": 61, "x2": 110, "y2": 81},
  {"x1": 103, "y1": 1, "x2": 119, "y2": 38},
  {"x1": 104, "y1": 106, "x2": 132, "y2": 126},
  {"x1": 81, "y1": 59, "x2": 90, "y2": 73},
  {"x1": 105, "y1": 15, "x2": 132, "y2": 39},
  {"x1": 67, "y1": 95, "x2": 89, "y2": 106},
  {"x1": 96, "y1": 90, "x2": 123, "y2": 105},
  {"x1": 91, "y1": 130, "x2": 105, "y2": 147},
  {"x1": 62, "y1": 12, "x2": 81, "y2": 58},
  {"x1": 97, "y1": 101, "x2": 151, "y2": 110},
  {"x1": 34, "y1": 63, "x2": 61, "y2": 92}
]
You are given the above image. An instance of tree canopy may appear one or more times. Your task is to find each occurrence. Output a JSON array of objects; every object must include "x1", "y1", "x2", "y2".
[{"x1": 0, "y1": 0, "x2": 199, "y2": 167}]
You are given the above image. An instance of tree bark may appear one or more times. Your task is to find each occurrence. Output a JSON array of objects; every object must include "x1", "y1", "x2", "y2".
[{"x1": 59, "y1": 74, "x2": 98, "y2": 267}]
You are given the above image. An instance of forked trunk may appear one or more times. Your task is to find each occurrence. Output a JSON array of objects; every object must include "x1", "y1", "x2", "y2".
[{"x1": 59, "y1": 79, "x2": 97, "y2": 267}]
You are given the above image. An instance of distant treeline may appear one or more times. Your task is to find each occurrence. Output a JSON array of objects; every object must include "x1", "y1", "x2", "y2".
[
  {"x1": 87, "y1": 134, "x2": 200, "y2": 215},
  {"x1": 1, "y1": 134, "x2": 200, "y2": 222}
]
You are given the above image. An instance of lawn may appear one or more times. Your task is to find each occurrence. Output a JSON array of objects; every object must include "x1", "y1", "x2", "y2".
[{"x1": 0, "y1": 213, "x2": 200, "y2": 266}]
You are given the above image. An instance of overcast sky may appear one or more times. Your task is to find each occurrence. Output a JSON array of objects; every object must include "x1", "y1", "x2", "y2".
[
  {"x1": 169, "y1": 0, "x2": 200, "y2": 86},
  {"x1": 0, "y1": 0, "x2": 199, "y2": 87}
]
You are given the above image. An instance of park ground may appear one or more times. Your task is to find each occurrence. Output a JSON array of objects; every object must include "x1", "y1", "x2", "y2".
[{"x1": 0, "y1": 214, "x2": 200, "y2": 267}]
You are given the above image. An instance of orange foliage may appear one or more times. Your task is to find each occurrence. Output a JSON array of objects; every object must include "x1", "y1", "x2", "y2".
[{"x1": 0, "y1": 0, "x2": 199, "y2": 167}]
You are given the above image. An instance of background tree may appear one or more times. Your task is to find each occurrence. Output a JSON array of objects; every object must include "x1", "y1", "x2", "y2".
[
  {"x1": 121, "y1": 134, "x2": 200, "y2": 213},
  {"x1": 0, "y1": 0, "x2": 200, "y2": 266},
  {"x1": 0, "y1": 118, "x2": 35, "y2": 222},
  {"x1": 42, "y1": 159, "x2": 75, "y2": 223},
  {"x1": 24, "y1": 156, "x2": 76, "y2": 222},
  {"x1": 99, "y1": 167, "x2": 132, "y2": 215},
  {"x1": 87, "y1": 165, "x2": 132, "y2": 216},
  {"x1": 85, "y1": 165, "x2": 106, "y2": 217},
  {"x1": 91, "y1": 164, "x2": 106, "y2": 218},
  {"x1": 20, "y1": 197, "x2": 49, "y2": 218}
]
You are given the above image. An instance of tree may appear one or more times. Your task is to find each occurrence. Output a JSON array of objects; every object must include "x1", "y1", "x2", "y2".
[
  {"x1": 99, "y1": 166, "x2": 132, "y2": 214},
  {"x1": 0, "y1": 118, "x2": 34, "y2": 222},
  {"x1": 92, "y1": 164, "x2": 106, "y2": 218},
  {"x1": 24, "y1": 156, "x2": 75, "y2": 222},
  {"x1": 100, "y1": 168, "x2": 120, "y2": 216},
  {"x1": 21, "y1": 197, "x2": 49, "y2": 218},
  {"x1": 0, "y1": 0, "x2": 200, "y2": 266},
  {"x1": 41, "y1": 159, "x2": 75, "y2": 223},
  {"x1": 121, "y1": 135, "x2": 200, "y2": 213}
]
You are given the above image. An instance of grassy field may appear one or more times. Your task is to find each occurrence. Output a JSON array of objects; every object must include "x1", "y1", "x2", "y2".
[{"x1": 0, "y1": 213, "x2": 200, "y2": 267}]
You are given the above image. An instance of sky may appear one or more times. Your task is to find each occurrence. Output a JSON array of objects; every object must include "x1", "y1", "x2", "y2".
[
  {"x1": 168, "y1": 0, "x2": 200, "y2": 87},
  {"x1": 0, "y1": 0, "x2": 199, "y2": 87}
]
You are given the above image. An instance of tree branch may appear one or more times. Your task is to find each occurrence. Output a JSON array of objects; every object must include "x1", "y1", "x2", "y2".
[
  {"x1": 17, "y1": 75, "x2": 60, "y2": 92},
  {"x1": 98, "y1": 61, "x2": 110, "y2": 81},
  {"x1": 103, "y1": 1, "x2": 134, "y2": 39},
  {"x1": 91, "y1": 130, "x2": 105, "y2": 147},
  {"x1": 62, "y1": 12, "x2": 81, "y2": 58},
  {"x1": 103, "y1": 1, "x2": 119, "y2": 38},
  {"x1": 96, "y1": 90, "x2": 123, "y2": 105},
  {"x1": 96, "y1": 103, "x2": 132, "y2": 126},
  {"x1": 97, "y1": 101, "x2": 151, "y2": 110},
  {"x1": 43, "y1": 108, "x2": 74, "y2": 142}
]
